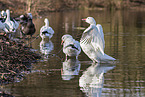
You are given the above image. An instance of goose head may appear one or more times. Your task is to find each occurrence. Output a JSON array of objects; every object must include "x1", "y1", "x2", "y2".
[
  {"x1": 1, "y1": 10, "x2": 6, "y2": 18},
  {"x1": 61, "y1": 34, "x2": 73, "y2": 45},
  {"x1": 82, "y1": 17, "x2": 96, "y2": 25},
  {"x1": 20, "y1": 14, "x2": 25, "y2": 19},
  {"x1": 44, "y1": 18, "x2": 49, "y2": 27}
]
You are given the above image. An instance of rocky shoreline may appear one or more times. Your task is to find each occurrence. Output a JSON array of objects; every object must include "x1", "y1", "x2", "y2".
[{"x1": 0, "y1": 34, "x2": 41, "y2": 84}]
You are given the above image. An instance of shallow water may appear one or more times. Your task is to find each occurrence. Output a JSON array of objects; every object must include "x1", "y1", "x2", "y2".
[{"x1": 2, "y1": 10, "x2": 145, "y2": 97}]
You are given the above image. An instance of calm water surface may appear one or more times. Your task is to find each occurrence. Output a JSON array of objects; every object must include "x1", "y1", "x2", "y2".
[{"x1": 2, "y1": 10, "x2": 145, "y2": 97}]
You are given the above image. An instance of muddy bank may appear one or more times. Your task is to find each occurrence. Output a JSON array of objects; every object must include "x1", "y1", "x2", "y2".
[{"x1": 0, "y1": 35, "x2": 41, "y2": 84}]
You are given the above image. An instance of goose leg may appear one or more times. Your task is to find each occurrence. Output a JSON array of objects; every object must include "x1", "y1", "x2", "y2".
[
  {"x1": 65, "y1": 55, "x2": 68, "y2": 60},
  {"x1": 76, "y1": 56, "x2": 78, "y2": 59},
  {"x1": 8, "y1": 33, "x2": 12, "y2": 40}
]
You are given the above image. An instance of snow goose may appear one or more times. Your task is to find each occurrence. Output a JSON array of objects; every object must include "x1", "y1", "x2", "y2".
[
  {"x1": 2, "y1": 10, "x2": 19, "y2": 30},
  {"x1": 80, "y1": 17, "x2": 116, "y2": 63},
  {"x1": 20, "y1": 13, "x2": 36, "y2": 38},
  {"x1": 79, "y1": 63, "x2": 115, "y2": 97},
  {"x1": 61, "y1": 34, "x2": 81, "y2": 59},
  {"x1": 40, "y1": 18, "x2": 54, "y2": 40},
  {"x1": 3, "y1": 9, "x2": 17, "y2": 38}
]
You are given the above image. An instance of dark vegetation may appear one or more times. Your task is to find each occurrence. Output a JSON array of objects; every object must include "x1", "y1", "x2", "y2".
[{"x1": 0, "y1": 34, "x2": 41, "y2": 84}]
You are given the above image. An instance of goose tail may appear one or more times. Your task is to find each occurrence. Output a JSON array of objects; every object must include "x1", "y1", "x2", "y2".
[{"x1": 102, "y1": 53, "x2": 116, "y2": 61}]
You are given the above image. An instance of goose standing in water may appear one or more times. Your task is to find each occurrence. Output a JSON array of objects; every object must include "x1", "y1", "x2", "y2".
[
  {"x1": 80, "y1": 17, "x2": 116, "y2": 63},
  {"x1": 61, "y1": 34, "x2": 81, "y2": 60},
  {"x1": 40, "y1": 18, "x2": 54, "y2": 40},
  {"x1": 20, "y1": 13, "x2": 35, "y2": 38}
]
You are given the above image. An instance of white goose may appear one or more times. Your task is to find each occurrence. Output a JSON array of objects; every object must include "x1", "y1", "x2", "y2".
[
  {"x1": 80, "y1": 17, "x2": 116, "y2": 63},
  {"x1": 3, "y1": 9, "x2": 18, "y2": 37},
  {"x1": 40, "y1": 18, "x2": 54, "y2": 40},
  {"x1": 61, "y1": 34, "x2": 81, "y2": 59},
  {"x1": 2, "y1": 10, "x2": 19, "y2": 30}
]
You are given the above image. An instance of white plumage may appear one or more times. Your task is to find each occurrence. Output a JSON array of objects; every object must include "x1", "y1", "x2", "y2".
[
  {"x1": 3, "y1": 9, "x2": 19, "y2": 38},
  {"x1": 40, "y1": 18, "x2": 54, "y2": 40},
  {"x1": 80, "y1": 17, "x2": 116, "y2": 63},
  {"x1": 61, "y1": 34, "x2": 81, "y2": 59},
  {"x1": 3, "y1": 9, "x2": 16, "y2": 33},
  {"x1": 1, "y1": 10, "x2": 7, "y2": 18},
  {"x1": 96, "y1": 24, "x2": 105, "y2": 48},
  {"x1": 0, "y1": 21, "x2": 5, "y2": 30}
]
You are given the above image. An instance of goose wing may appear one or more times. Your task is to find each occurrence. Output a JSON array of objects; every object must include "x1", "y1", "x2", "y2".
[
  {"x1": 96, "y1": 24, "x2": 105, "y2": 47},
  {"x1": 40, "y1": 26, "x2": 47, "y2": 33},
  {"x1": 91, "y1": 27, "x2": 105, "y2": 55},
  {"x1": 4, "y1": 20, "x2": 16, "y2": 32},
  {"x1": 81, "y1": 25, "x2": 104, "y2": 55},
  {"x1": 47, "y1": 27, "x2": 54, "y2": 34}
]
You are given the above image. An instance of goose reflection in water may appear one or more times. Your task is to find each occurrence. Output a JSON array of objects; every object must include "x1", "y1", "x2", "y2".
[
  {"x1": 39, "y1": 39, "x2": 54, "y2": 59},
  {"x1": 61, "y1": 58, "x2": 81, "y2": 80},
  {"x1": 79, "y1": 63, "x2": 115, "y2": 97}
]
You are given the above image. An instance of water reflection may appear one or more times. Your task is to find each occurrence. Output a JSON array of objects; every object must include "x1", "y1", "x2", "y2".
[
  {"x1": 61, "y1": 58, "x2": 81, "y2": 80},
  {"x1": 39, "y1": 39, "x2": 54, "y2": 60},
  {"x1": 79, "y1": 63, "x2": 115, "y2": 97}
]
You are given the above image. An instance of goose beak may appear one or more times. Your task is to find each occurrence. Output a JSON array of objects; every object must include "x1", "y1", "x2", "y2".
[
  {"x1": 61, "y1": 40, "x2": 64, "y2": 45},
  {"x1": 82, "y1": 18, "x2": 86, "y2": 21}
]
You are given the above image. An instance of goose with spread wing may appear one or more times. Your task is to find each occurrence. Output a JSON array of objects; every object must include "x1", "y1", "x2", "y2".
[{"x1": 80, "y1": 17, "x2": 116, "y2": 63}]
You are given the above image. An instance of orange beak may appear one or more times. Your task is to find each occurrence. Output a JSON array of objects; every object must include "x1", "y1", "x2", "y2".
[
  {"x1": 61, "y1": 40, "x2": 64, "y2": 45},
  {"x1": 82, "y1": 18, "x2": 86, "y2": 21}
]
